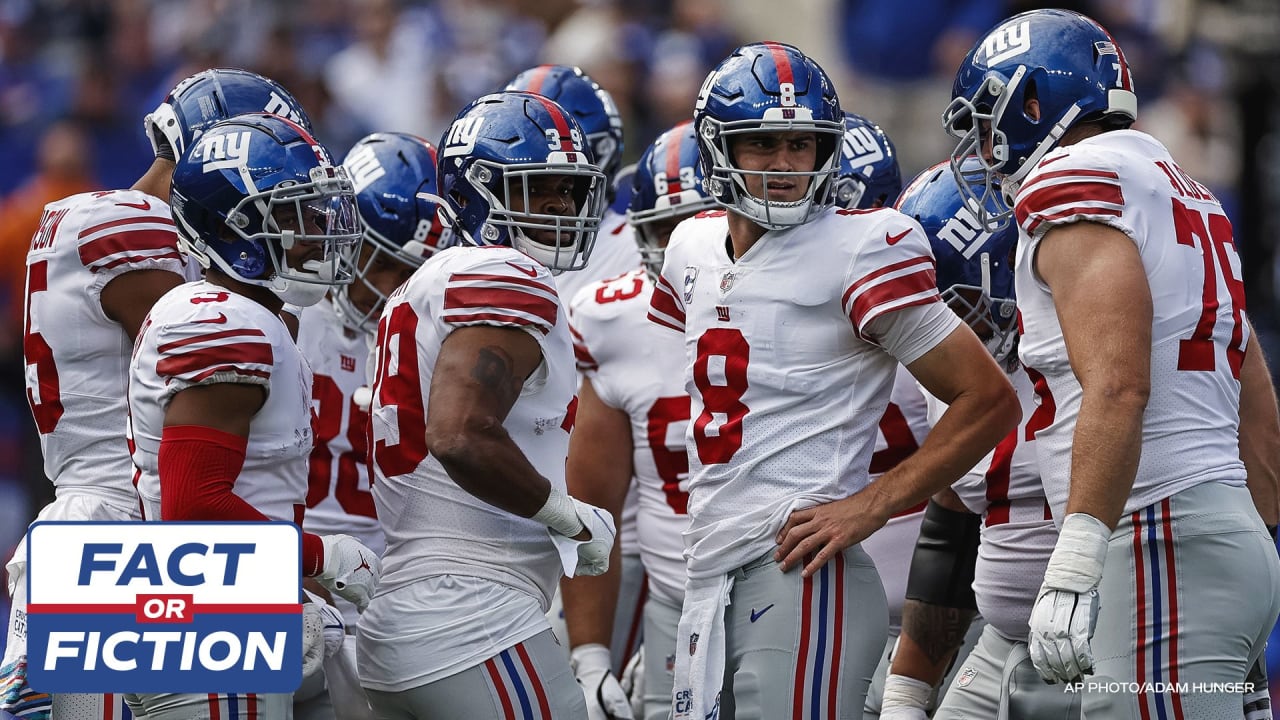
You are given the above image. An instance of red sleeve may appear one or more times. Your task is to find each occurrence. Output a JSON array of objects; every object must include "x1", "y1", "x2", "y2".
[{"x1": 159, "y1": 424, "x2": 325, "y2": 574}]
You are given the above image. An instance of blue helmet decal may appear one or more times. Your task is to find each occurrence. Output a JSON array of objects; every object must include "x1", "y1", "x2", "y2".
[
  {"x1": 628, "y1": 121, "x2": 716, "y2": 281},
  {"x1": 505, "y1": 65, "x2": 625, "y2": 183},
  {"x1": 835, "y1": 112, "x2": 902, "y2": 210}
]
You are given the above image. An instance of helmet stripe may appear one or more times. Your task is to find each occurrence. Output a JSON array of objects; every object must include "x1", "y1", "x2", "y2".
[
  {"x1": 530, "y1": 94, "x2": 577, "y2": 154},
  {"x1": 763, "y1": 42, "x2": 795, "y2": 88},
  {"x1": 526, "y1": 65, "x2": 553, "y2": 95},
  {"x1": 663, "y1": 132, "x2": 684, "y2": 195},
  {"x1": 1095, "y1": 22, "x2": 1133, "y2": 91}
]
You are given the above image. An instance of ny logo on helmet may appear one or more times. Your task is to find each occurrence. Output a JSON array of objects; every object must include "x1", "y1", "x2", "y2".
[
  {"x1": 939, "y1": 204, "x2": 993, "y2": 260},
  {"x1": 443, "y1": 117, "x2": 484, "y2": 158},
  {"x1": 982, "y1": 20, "x2": 1031, "y2": 66},
  {"x1": 264, "y1": 92, "x2": 305, "y2": 126},
  {"x1": 196, "y1": 131, "x2": 252, "y2": 173},
  {"x1": 345, "y1": 144, "x2": 386, "y2": 194},
  {"x1": 842, "y1": 125, "x2": 886, "y2": 167}
]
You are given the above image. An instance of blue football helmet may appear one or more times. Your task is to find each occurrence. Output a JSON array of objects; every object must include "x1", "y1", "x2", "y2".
[
  {"x1": 694, "y1": 41, "x2": 844, "y2": 229},
  {"x1": 145, "y1": 67, "x2": 313, "y2": 162},
  {"x1": 896, "y1": 157, "x2": 1018, "y2": 364},
  {"x1": 335, "y1": 132, "x2": 446, "y2": 333},
  {"x1": 437, "y1": 91, "x2": 606, "y2": 273},
  {"x1": 170, "y1": 113, "x2": 361, "y2": 307},
  {"x1": 835, "y1": 112, "x2": 902, "y2": 210},
  {"x1": 505, "y1": 65, "x2": 625, "y2": 185},
  {"x1": 628, "y1": 121, "x2": 715, "y2": 281},
  {"x1": 943, "y1": 9, "x2": 1137, "y2": 229}
]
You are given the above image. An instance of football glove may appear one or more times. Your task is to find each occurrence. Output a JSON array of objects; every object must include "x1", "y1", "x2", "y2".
[
  {"x1": 879, "y1": 673, "x2": 931, "y2": 720},
  {"x1": 1028, "y1": 513, "x2": 1109, "y2": 684},
  {"x1": 572, "y1": 643, "x2": 634, "y2": 720},
  {"x1": 317, "y1": 534, "x2": 381, "y2": 612}
]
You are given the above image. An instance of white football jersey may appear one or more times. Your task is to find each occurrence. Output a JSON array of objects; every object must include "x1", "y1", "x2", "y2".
[
  {"x1": 929, "y1": 367, "x2": 1055, "y2": 641},
  {"x1": 569, "y1": 268, "x2": 691, "y2": 605},
  {"x1": 297, "y1": 299, "x2": 383, "y2": 555},
  {"x1": 24, "y1": 189, "x2": 193, "y2": 502},
  {"x1": 130, "y1": 281, "x2": 313, "y2": 523},
  {"x1": 648, "y1": 207, "x2": 961, "y2": 576},
  {"x1": 553, "y1": 208, "x2": 642, "y2": 310},
  {"x1": 860, "y1": 364, "x2": 931, "y2": 632},
  {"x1": 369, "y1": 245, "x2": 577, "y2": 604},
  {"x1": 1014, "y1": 130, "x2": 1247, "y2": 518}
]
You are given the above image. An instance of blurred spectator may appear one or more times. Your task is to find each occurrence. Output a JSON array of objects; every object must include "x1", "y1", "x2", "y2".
[
  {"x1": 0, "y1": 119, "x2": 97, "y2": 333},
  {"x1": 639, "y1": 0, "x2": 737, "y2": 149},
  {"x1": 324, "y1": 0, "x2": 444, "y2": 144},
  {"x1": 835, "y1": 0, "x2": 1002, "y2": 175}
]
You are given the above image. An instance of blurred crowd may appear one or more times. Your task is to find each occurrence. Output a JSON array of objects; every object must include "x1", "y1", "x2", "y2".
[{"x1": 1, "y1": 0, "x2": 1278, "y2": 695}]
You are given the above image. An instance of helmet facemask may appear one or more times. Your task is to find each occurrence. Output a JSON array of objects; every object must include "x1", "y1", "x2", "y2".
[
  {"x1": 461, "y1": 159, "x2": 606, "y2": 274},
  {"x1": 699, "y1": 110, "x2": 843, "y2": 230}
]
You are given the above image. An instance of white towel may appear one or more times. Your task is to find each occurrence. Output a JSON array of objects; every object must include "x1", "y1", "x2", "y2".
[{"x1": 671, "y1": 574, "x2": 734, "y2": 720}]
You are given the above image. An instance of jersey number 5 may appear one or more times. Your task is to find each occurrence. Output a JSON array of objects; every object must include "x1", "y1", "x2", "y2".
[{"x1": 24, "y1": 260, "x2": 64, "y2": 433}]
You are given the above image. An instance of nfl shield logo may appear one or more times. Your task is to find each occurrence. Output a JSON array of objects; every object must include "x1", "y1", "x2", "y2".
[
  {"x1": 719, "y1": 271, "x2": 735, "y2": 293},
  {"x1": 689, "y1": 632, "x2": 699, "y2": 656},
  {"x1": 683, "y1": 267, "x2": 699, "y2": 304},
  {"x1": 957, "y1": 666, "x2": 977, "y2": 687}
]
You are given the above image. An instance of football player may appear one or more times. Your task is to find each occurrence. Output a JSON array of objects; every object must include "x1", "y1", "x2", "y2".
[
  {"x1": 125, "y1": 113, "x2": 379, "y2": 719},
  {"x1": 879, "y1": 159, "x2": 1069, "y2": 720},
  {"x1": 358, "y1": 91, "x2": 615, "y2": 719},
  {"x1": 647, "y1": 41, "x2": 1020, "y2": 719},
  {"x1": 946, "y1": 10, "x2": 1280, "y2": 718},
  {"x1": 0, "y1": 68, "x2": 313, "y2": 720}
]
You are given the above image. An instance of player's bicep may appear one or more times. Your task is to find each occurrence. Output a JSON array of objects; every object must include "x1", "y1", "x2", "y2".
[
  {"x1": 163, "y1": 383, "x2": 266, "y2": 438},
  {"x1": 101, "y1": 268, "x2": 186, "y2": 340},
  {"x1": 427, "y1": 325, "x2": 543, "y2": 433},
  {"x1": 906, "y1": 323, "x2": 1009, "y2": 407},
  {"x1": 566, "y1": 377, "x2": 633, "y2": 512},
  {"x1": 1036, "y1": 221, "x2": 1152, "y2": 395}
]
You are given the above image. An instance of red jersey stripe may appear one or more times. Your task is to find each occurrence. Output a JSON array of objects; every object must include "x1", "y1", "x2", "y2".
[
  {"x1": 842, "y1": 256, "x2": 934, "y2": 311},
  {"x1": 448, "y1": 272, "x2": 556, "y2": 296},
  {"x1": 79, "y1": 229, "x2": 181, "y2": 267},
  {"x1": 850, "y1": 267, "x2": 940, "y2": 328},
  {"x1": 1017, "y1": 180, "x2": 1124, "y2": 224},
  {"x1": 444, "y1": 312, "x2": 551, "y2": 333},
  {"x1": 1017, "y1": 167, "x2": 1120, "y2": 196},
  {"x1": 158, "y1": 328, "x2": 268, "y2": 354},
  {"x1": 157, "y1": 343, "x2": 273, "y2": 379},
  {"x1": 79, "y1": 214, "x2": 174, "y2": 240},
  {"x1": 443, "y1": 286, "x2": 558, "y2": 327}
]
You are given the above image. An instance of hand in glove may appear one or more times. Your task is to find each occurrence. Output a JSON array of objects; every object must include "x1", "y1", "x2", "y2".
[
  {"x1": 619, "y1": 647, "x2": 645, "y2": 718},
  {"x1": 315, "y1": 534, "x2": 381, "y2": 612},
  {"x1": 572, "y1": 644, "x2": 634, "y2": 720},
  {"x1": 533, "y1": 491, "x2": 616, "y2": 578},
  {"x1": 1028, "y1": 513, "x2": 1109, "y2": 684}
]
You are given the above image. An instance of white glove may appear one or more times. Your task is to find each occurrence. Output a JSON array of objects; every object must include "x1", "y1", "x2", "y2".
[
  {"x1": 1028, "y1": 512, "x2": 1109, "y2": 684},
  {"x1": 316, "y1": 534, "x2": 381, "y2": 612},
  {"x1": 303, "y1": 589, "x2": 346, "y2": 658},
  {"x1": 572, "y1": 644, "x2": 634, "y2": 720},
  {"x1": 619, "y1": 647, "x2": 645, "y2": 718},
  {"x1": 533, "y1": 491, "x2": 616, "y2": 578},
  {"x1": 302, "y1": 603, "x2": 327, "y2": 678},
  {"x1": 879, "y1": 673, "x2": 931, "y2": 720}
]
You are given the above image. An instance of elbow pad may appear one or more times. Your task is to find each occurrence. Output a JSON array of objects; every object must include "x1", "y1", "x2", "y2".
[{"x1": 904, "y1": 499, "x2": 981, "y2": 610}]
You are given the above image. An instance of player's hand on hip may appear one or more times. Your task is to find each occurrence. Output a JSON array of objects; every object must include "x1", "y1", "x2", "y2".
[
  {"x1": 774, "y1": 493, "x2": 885, "y2": 577},
  {"x1": 316, "y1": 534, "x2": 381, "y2": 612},
  {"x1": 565, "y1": 497, "x2": 616, "y2": 577},
  {"x1": 1028, "y1": 512, "x2": 1110, "y2": 684},
  {"x1": 572, "y1": 644, "x2": 635, "y2": 720}
]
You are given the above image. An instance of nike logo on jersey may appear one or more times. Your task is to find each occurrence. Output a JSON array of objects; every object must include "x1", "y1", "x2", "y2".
[
  {"x1": 885, "y1": 229, "x2": 911, "y2": 245},
  {"x1": 117, "y1": 199, "x2": 152, "y2": 211},
  {"x1": 749, "y1": 604, "x2": 774, "y2": 623},
  {"x1": 506, "y1": 261, "x2": 539, "y2": 278},
  {"x1": 193, "y1": 313, "x2": 228, "y2": 325}
]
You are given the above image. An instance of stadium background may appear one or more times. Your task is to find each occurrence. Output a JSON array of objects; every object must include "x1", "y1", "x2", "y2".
[{"x1": 1, "y1": 0, "x2": 1277, "y2": 707}]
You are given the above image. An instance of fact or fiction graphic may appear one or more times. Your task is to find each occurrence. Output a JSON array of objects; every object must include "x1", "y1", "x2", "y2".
[{"x1": 24, "y1": 522, "x2": 302, "y2": 694}]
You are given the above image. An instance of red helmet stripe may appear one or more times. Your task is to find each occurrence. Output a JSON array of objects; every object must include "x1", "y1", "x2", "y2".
[
  {"x1": 763, "y1": 42, "x2": 795, "y2": 88},
  {"x1": 663, "y1": 132, "x2": 684, "y2": 195},
  {"x1": 526, "y1": 65, "x2": 553, "y2": 95},
  {"x1": 1095, "y1": 23, "x2": 1133, "y2": 91},
  {"x1": 531, "y1": 94, "x2": 577, "y2": 153}
]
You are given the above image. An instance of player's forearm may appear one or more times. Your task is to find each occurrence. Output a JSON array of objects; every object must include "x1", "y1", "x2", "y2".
[
  {"x1": 872, "y1": 383, "x2": 1019, "y2": 517},
  {"x1": 892, "y1": 599, "x2": 976, "y2": 685},
  {"x1": 561, "y1": 539, "x2": 623, "y2": 647},
  {"x1": 429, "y1": 420, "x2": 553, "y2": 518},
  {"x1": 1063, "y1": 386, "x2": 1147, "y2": 529},
  {"x1": 1239, "y1": 331, "x2": 1280, "y2": 526}
]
